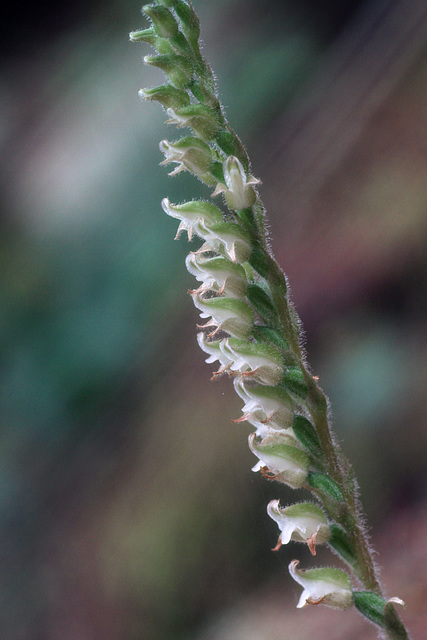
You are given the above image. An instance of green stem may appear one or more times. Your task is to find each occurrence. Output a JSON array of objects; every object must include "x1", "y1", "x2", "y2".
[{"x1": 253, "y1": 207, "x2": 409, "y2": 638}]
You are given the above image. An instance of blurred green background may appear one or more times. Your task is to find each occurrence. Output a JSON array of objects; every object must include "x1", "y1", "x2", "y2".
[{"x1": 1, "y1": 1, "x2": 426, "y2": 638}]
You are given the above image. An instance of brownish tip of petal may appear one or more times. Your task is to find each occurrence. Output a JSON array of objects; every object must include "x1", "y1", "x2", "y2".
[
  {"x1": 271, "y1": 535, "x2": 282, "y2": 552},
  {"x1": 307, "y1": 531, "x2": 318, "y2": 556}
]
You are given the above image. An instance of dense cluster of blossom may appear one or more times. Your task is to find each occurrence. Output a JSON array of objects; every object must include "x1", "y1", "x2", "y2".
[{"x1": 131, "y1": 2, "x2": 408, "y2": 636}]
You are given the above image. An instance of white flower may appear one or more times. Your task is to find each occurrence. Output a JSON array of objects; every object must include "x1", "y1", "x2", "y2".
[
  {"x1": 166, "y1": 105, "x2": 218, "y2": 140},
  {"x1": 289, "y1": 560, "x2": 353, "y2": 610},
  {"x1": 185, "y1": 254, "x2": 247, "y2": 298},
  {"x1": 267, "y1": 500, "x2": 330, "y2": 555},
  {"x1": 197, "y1": 220, "x2": 252, "y2": 263},
  {"x1": 159, "y1": 137, "x2": 212, "y2": 177},
  {"x1": 161, "y1": 198, "x2": 222, "y2": 241},
  {"x1": 233, "y1": 378, "x2": 293, "y2": 431},
  {"x1": 213, "y1": 156, "x2": 260, "y2": 210},
  {"x1": 220, "y1": 338, "x2": 283, "y2": 386},
  {"x1": 248, "y1": 432, "x2": 308, "y2": 489},
  {"x1": 192, "y1": 294, "x2": 254, "y2": 339}
]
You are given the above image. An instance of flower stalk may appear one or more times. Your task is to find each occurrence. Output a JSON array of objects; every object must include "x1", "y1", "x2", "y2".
[{"x1": 131, "y1": 3, "x2": 410, "y2": 638}]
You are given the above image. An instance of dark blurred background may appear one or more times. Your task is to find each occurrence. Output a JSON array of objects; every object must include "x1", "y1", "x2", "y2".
[{"x1": 1, "y1": 1, "x2": 426, "y2": 638}]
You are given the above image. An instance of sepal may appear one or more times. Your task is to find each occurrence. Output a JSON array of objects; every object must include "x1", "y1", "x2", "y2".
[
  {"x1": 249, "y1": 432, "x2": 308, "y2": 488},
  {"x1": 267, "y1": 500, "x2": 330, "y2": 554},
  {"x1": 289, "y1": 560, "x2": 353, "y2": 610}
]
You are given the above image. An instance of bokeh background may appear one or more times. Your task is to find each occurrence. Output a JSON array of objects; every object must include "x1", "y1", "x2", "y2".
[{"x1": 1, "y1": 0, "x2": 427, "y2": 638}]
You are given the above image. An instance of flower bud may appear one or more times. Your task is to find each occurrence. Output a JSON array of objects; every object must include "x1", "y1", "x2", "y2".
[
  {"x1": 249, "y1": 432, "x2": 308, "y2": 488},
  {"x1": 161, "y1": 198, "x2": 222, "y2": 240},
  {"x1": 288, "y1": 560, "x2": 353, "y2": 610},
  {"x1": 212, "y1": 156, "x2": 260, "y2": 210},
  {"x1": 186, "y1": 254, "x2": 247, "y2": 298},
  {"x1": 267, "y1": 500, "x2": 330, "y2": 555},
  {"x1": 144, "y1": 54, "x2": 193, "y2": 89},
  {"x1": 166, "y1": 105, "x2": 219, "y2": 141},
  {"x1": 220, "y1": 338, "x2": 283, "y2": 386},
  {"x1": 129, "y1": 27, "x2": 157, "y2": 45},
  {"x1": 198, "y1": 221, "x2": 251, "y2": 263},
  {"x1": 139, "y1": 85, "x2": 190, "y2": 110},
  {"x1": 173, "y1": 0, "x2": 201, "y2": 44},
  {"x1": 192, "y1": 294, "x2": 254, "y2": 339},
  {"x1": 143, "y1": 4, "x2": 179, "y2": 39},
  {"x1": 131, "y1": 29, "x2": 173, "y2": 55},
  {"x1": 233, "y1": 379, "x2": 293, "y2": 430},
  {"x1": 159, "y1": 137, "x2": 212, "y2": 177}
]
